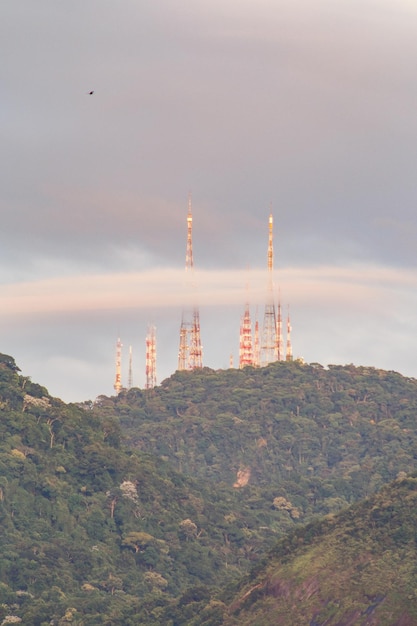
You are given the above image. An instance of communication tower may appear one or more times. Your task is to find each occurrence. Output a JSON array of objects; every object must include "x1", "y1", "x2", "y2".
[
  {"x1": 127, "y1": 345, "x2": 133, "y2": 390},
  {"x1": 178, "y1": 194, "x2": 203, "y2": 370},
  {"x1": 114, "y1": 337, "x2": 123, "y2": 395},
  {"x1": 261, "y1": 212, "x2": 278, "y2": 366},
  {"x1": 145, "y1": 324, "x2": 157, "y2": 388},
  {"x1": 239, "y1": 300, "x2": 254, "y2": 368},
  {"x1": 286, "y1": 309, "x2": 293, "y2": 362}
]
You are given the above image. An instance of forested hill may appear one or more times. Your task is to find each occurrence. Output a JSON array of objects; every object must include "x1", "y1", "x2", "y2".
[
  {"x1": 0, "y1": 353, "x2": 272, "y2": 624},
  {"x1": 104, "y1": 361, "x2": 417, "y2": 519},
  {"x1": 220, "y1": 475, "x2": 417, "y2": 625},
  {"x1": 3, "y1": 353, "x2": 417, "y2": 624}
]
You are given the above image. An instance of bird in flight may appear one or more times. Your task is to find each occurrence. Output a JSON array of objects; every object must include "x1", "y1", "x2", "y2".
[{"x1": 88, "y1": 90, "x2": 94, "y2": 95}]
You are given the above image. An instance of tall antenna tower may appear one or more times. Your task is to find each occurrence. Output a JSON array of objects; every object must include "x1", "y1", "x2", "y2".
[
  {"x1": 239, "y1": 300, "x2": 254, "y2": 368},
  {"x1": 286, "y1": 309, "x2": 293, "y2": 362},
  {"x1": 178, "y1": 194, "x2": 203, "y2": 371},
  {"x1": 127, "y1": 345, "x2": 133, "y2": 390},
  {"x1": 178, "y1": 324, "x2": 188, "y2": 371},
  {"x1": 114, "y1": 337, "x2": 123, "y2": 395},
  {"x1": 145, "y1": 324, "x2": 157, "y2": 389},
  {"x1": 261, "y1": 212, "x2": 278, "y2": 366}
]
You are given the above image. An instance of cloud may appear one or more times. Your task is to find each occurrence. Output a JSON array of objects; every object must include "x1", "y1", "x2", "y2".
[
  {"x1": 1, "y1": 263, "x2": 415, "y2": 316},
  {"x1": 2, "y1": 259, "x2": 416, "y2": 402},
  {"x1": 2, "y1": 0, "x2": 417, "y2": 400},
  {"x1": 3, "y1": 0, "x2": 417, "y2": 275}
]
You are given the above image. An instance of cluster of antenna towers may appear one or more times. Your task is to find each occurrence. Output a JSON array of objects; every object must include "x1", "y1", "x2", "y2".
[
  {"x1": 113, "y1": 197, "x2": 293, "y2": 394},
  {"x1": 238, "y1": 213, "x2": 293, "y2": 369}
]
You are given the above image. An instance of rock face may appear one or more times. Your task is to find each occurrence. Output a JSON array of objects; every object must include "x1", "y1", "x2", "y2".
[{"x1": 233, "y1": 467, "x2": 251, "y2": 488}]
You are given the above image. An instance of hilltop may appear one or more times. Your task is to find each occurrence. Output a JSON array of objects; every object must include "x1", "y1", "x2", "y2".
[{"x1": 104, "y1": 360, "x2": 417, "y2": 521}]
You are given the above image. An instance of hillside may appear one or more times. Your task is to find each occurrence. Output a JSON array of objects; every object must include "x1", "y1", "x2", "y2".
[
  {"x1": 0, "y1": 354, "x2": 256, "y2": 624},
  {"x1": 104, "y1": 361, "x2": 417, "y2": 521},
  {"x1": 3, "y1": 355, "x2": 417, "y2": 623},
  {"x1": 219, "y1": 475, "x2": 417, "y2": 625}
]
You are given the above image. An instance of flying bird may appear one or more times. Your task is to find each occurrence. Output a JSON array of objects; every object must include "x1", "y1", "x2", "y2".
[{"x1": 88, "y1": 90, "x2": 94, "y2": 95}]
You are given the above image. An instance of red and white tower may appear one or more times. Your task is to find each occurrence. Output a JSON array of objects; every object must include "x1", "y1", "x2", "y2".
[
  {"x1": 114, "y1": 337, "x2": 123, "y2": 395},
  {"x1": 178, "y1": 324, "x2": 188, "y2": 372},
  {"x1": 145, "y1": 325, "x2": 157, "y2": 388},
  {"x1": 178, "y1": 194, "x2": 203, "y2": 371},
  {"x1": 286, "y1": 309, "x2": 293, "y2": 362},
  {"x1": 261, "y1": 212, "x2": 278, "y2": 366},
  {"x1": 239, "y1": 300, "x2": 254, "y2": 368}
]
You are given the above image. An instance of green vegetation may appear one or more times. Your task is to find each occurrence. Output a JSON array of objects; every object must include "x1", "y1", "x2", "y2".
[
  {"x1": 1, "y1": 355, "x2": 417, "y2": 623},
  {"x1": 109, "y1": 361, "x2": 417, "y2": 519},
  {"x1": 0, "y1": 355, "x2": 244, "y2": 623},
  {"x1": 221, "y1": 475, "x2": 417, "y2": 625}
]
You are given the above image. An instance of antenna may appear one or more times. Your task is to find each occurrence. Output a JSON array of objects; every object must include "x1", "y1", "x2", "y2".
[
  {"x1": 145, "y1": 325, "x2": 157, "y2": 389},
  {"x1": 239, "y1": 280, "x2": 254, "y2": 368},
  {"x1": 178, "y1": 194, "x2": 203, "y2": 371},
  {"x1": 185, "y1": 193, "x2": 194, "y2": 272},
  {"x1": 114, "y1": 337, "x2": 123, "y2": 395},
  {"x1": 286, "y1": 307, "x2": 293, "y2": 362},
  {"x1": 127, "y1": 345, "x2": 133, "y2": 389},
  {"x1": 261, "y1": 211, "x2": 278, "y2": 366}
]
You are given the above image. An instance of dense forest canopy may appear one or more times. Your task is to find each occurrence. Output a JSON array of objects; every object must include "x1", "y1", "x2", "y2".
[
  {"x1": 1, "y1": 354, "x2": 417, "y2": 623},
  {"x1": 110, "y1": 361, "x2": 417, "y2": 516}
]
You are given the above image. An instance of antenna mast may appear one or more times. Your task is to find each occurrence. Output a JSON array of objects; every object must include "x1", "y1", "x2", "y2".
[
  {"x1": 286, "y1": 308, "x2": 293, "y2": 362},
  {"x1": 239, "y1": 281, "x2": 254, "y2": 368},
  {"x1": 239, "y1": 301, "x2": 254, "y2": 368},
  {"x1": 261, "y1": 212, "x2": 278, "y2": 366},
  {"x1": 178, "y1": 194, "x2": 203, "y2": 370},
  {"x1": 114, "y1": 337, "x2": 123, "y2": 395},
  {"x1": 145, "y1": 324, "x2": 157, "y2": 388},
  {"x1": 127, "y1": 345, "x2": 133, "y2": 389}
]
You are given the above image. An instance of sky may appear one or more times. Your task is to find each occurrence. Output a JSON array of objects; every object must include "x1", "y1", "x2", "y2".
[{"x1": 2, "y1": 0, "x2": 417, "y2": 402}]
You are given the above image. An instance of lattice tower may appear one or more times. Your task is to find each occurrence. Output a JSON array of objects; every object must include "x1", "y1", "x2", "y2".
[
  {"x1": 286, "y1": 309, "x2": 293, "y2": 362},
  {"x1": 127, "y1": 345, "x2": 133, "y2": 390},
  {"x1": 178, "y1": 323, "x2": 188, "y2": 371},
  {"x1": 145, "y1": 324, "x2": 157, "y2": 389},
  {"x1": 189, "y1": 308, "x2": 202, "y2": 368},
  {"x1": 178, "y1": 194, "x2": 203, "y2": 370},
  {"x1": 261, "y1": 212, "x2": 278, "y2": 366},
  {"x1": 114, "y1": 337, "x2": 123, "y2": 395},
  {"x1": 239, "y1": 300, "x2": 254, "y2": 368}
]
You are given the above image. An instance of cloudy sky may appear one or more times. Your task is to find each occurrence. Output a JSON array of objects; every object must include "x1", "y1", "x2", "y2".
[{"x1": 2, "y1": 0, "x2": 417, "y2": 402}]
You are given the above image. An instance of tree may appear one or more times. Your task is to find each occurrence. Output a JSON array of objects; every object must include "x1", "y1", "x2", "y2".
[{"x1": 121, "y1": 532, "x2": 155, "y2": 553}]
